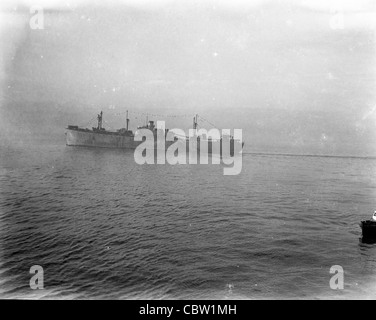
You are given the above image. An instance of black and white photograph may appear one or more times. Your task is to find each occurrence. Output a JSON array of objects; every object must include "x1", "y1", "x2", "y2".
[{"x1": 1, "y1": 0, "x2": 376, "y2": 303}]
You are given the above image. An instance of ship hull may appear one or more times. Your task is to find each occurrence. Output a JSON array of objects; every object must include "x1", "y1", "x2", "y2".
[
  {"x1": 66, "y1": 128, "x2": 243, "y2": 155},
  {"x1": 66, "y1": 129, "x2": 141, "y2": 149}
]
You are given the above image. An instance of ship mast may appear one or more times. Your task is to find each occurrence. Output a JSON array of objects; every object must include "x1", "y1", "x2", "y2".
[
  {"x1": 97, "y1": 111, "x2": 103, "y2": 130},
  {"x1": 193, "y1": 114, "x2": 198, "y2": 130}
]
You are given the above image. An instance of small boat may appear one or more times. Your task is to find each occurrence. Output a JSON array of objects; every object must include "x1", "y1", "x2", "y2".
[
  {"x1": 360, "y1": 220, "x2": 376, "y2": 239},
  {"x1": 360, "y1": 211, "x2": 376, "y2": 240}
]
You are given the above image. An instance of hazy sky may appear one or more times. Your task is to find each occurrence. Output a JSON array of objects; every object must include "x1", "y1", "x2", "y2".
[{"x1": 1, "y1": 0, "x2": 376, "y2": 155}]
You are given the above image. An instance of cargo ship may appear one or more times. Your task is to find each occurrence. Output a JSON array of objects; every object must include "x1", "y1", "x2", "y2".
[{"x1": 65, "y1": 111, "x2": 244, "y2": 155}]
